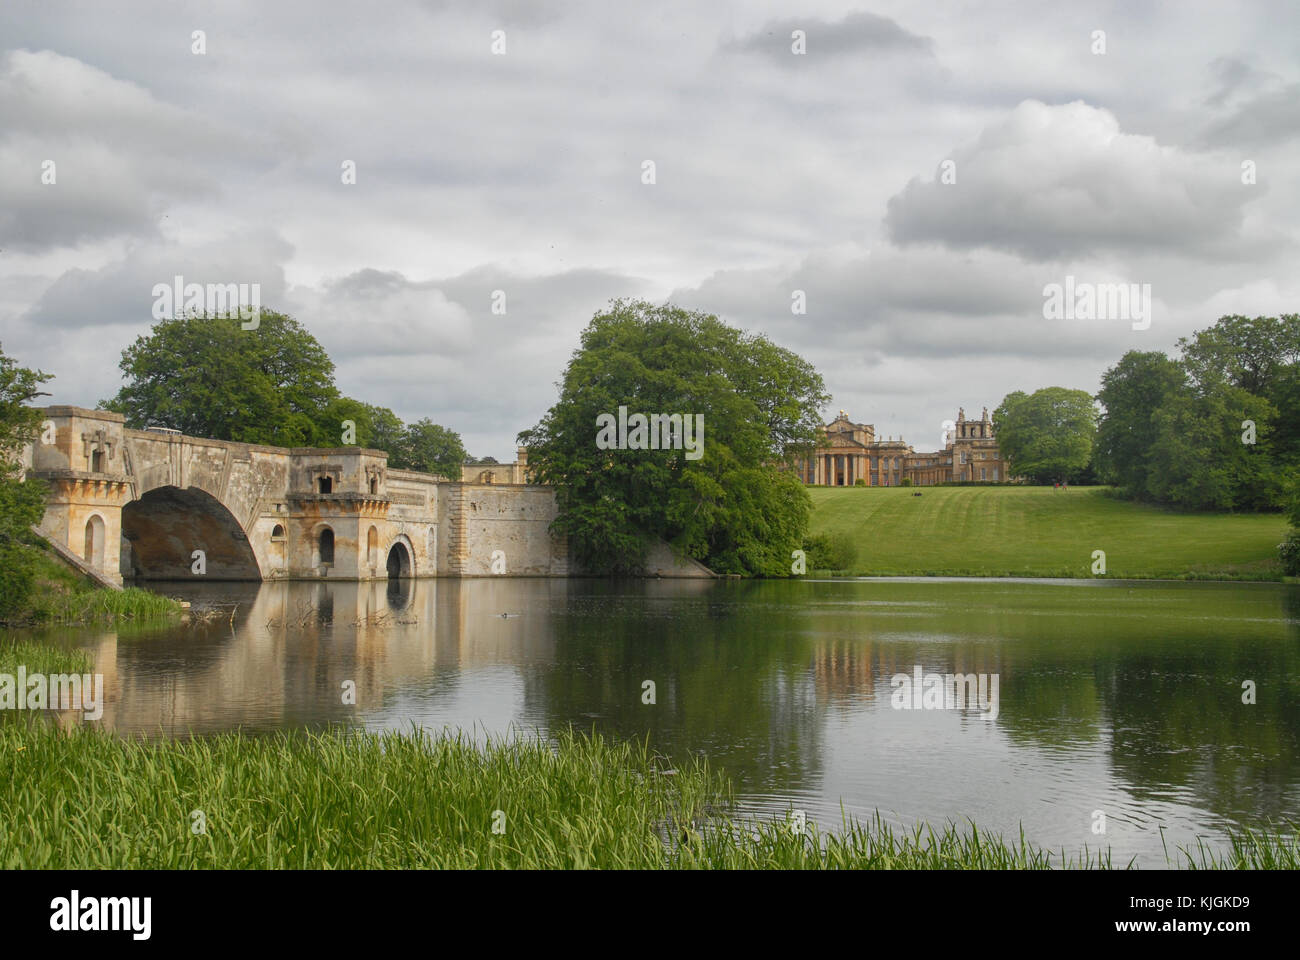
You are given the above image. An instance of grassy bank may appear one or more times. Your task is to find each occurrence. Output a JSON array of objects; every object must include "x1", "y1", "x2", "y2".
[
  {"x1": 0, "y1": 540, "x2": 180, "y2": 627},
  {"x1": 2, "y1": 720, "x2": 1295, "y2": 869},
  {"x1": 808, "y1": 485, "x2": 1289, "y2": 580}
]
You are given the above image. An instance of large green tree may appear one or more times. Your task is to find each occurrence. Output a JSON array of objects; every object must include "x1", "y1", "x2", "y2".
[
  {"x1": 1144, "y1": 382, "x2": 1278, "y2": 510},
  {"x1": 993, "y1": 387, "x2": 1097, "y2": 483},
  {"x1": 519, "y1": 299, "x2": 829, "y2": 576},
  {"x1": 1095, "y1": 351, "x2": 1188, "y2": 496},
  {"x1": 1097, "y1": 316, "x2": 1299, "y2": 510},
  {"x1": 1180, "y1": 314, "x2": 1300, "y2": 470},
  {"x1": 319, "y1": 397, "x2": 409, "y2": 456},
  {"x1": 0, "y1": 345, "x2": 53, "y2": 620},
  {"x1": 361, "y1": 403, "x2": 406, "y2": 458},
  {"x1": 399, "y1": 418, "x2": 467, "y2": 478},
  {"x1": 100, "y1": 312, "x2": 466, "y2": 473},
  {"x1": 1178, "y1": 314, "x2": 1300, "y2": 397},
  {"x1": 102, "y1": 310, "x2": 342, "y2": 447}
]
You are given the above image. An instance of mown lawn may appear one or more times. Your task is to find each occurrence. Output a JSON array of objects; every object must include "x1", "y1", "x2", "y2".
[{"x1": 807, "y1": 485, "x2": 1290, "y2": 580}]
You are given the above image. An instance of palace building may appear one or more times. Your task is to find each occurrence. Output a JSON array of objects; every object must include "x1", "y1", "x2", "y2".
[{"x1": 798, "y1": 407, "x2": 1008, "y2": 486}]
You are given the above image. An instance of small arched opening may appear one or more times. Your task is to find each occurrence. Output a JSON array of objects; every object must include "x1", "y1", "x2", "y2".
[
  {"x1": 386, "y1": 540, "x2": 412, "y2": 579},
  {"x1": 83, "y1": 514, "x2": 106, "y2": 570},
  {"x1": 317, "y1": 527, "x2": 335, "y2": 566},
  {"x1": 267, "y1": 523, "x2": 287, "y2": 575}
]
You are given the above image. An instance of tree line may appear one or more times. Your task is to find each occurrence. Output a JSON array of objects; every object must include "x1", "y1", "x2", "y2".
[{"x1": 994, "y1": 314, "x2": 1300, "y2": 511}]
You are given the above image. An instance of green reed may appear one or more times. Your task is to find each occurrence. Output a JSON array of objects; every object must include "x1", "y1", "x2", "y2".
[
  {"x1": 2, "y1": 721, "x2": 1294, "y2": 869},
  {"x1": 28, "y1": 586, "x2": 182, "y2": 625},
  {"x1": 0, "y1": 638, "x2": 94, "y2": 676}
]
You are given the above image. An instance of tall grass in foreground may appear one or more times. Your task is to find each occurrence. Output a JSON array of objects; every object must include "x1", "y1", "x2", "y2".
[
  {"x1": 1162, "y1": 824, "x2": 1300, "y2": 869},
  {"x1": 2, "y1": 721, "x2": 1295, "y2": 869},
  {"x1": 0, "y1": 638, "x2": 94, "y2": 675}
]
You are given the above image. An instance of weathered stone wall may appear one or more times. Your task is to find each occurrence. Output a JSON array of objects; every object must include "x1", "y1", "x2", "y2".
[{"x1": 453, "y1": 484, "x2": 568, "y2": 576}]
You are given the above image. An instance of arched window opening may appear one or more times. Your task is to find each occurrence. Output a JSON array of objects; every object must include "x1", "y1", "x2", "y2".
[
  {"x1": 319, "y1": 527, "x2": 335, "y2": 565},
  {"x1": 83, "y1": 515, "x2": 106, "y2": 570}
]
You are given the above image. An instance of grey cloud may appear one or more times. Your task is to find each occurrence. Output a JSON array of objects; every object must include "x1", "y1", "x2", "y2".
[
  {"x1": 1201, "y1": 82, "x2": 1300, "y2": 148},
  {"x1": 21, "y1": 229, "x2": 292, "y2": 329},
  {"x1": 287, "y1": 264, "x2": 651, "y2": 459},
  {"x1": 726, "y1": 11, "x2": 933, "y2": 62},
  {"x1": 670, "y1": 247, "x2": 1147, "y2": 366},
  {"x1": 0, "y1": 49, "x2": 261, "y2": 252},
  {"x1": 1204, "y1": 57, "x2": 1261, "y2": 108},
  {"x1": 415, "y1": 0, "x2": 567, "y2": 28}
]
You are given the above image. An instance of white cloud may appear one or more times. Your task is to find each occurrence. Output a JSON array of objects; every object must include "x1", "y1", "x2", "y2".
[{"x1": 884, "y1": 99, "x2": 1268, "y2": 261}]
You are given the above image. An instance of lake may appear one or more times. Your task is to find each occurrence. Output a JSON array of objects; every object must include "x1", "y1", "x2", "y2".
[{"x1": 18, "y1": 576, "x2": 1300, "y2": 866}]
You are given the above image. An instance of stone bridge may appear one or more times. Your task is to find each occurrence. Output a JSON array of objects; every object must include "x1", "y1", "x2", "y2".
[{"x1": 25, "y1": 407, "x2": 712, "y2": 584}]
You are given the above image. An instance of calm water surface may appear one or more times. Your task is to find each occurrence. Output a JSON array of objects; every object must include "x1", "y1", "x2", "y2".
[{"x1": 19, "y1": 577, "x2": 1300, "y2": 866}]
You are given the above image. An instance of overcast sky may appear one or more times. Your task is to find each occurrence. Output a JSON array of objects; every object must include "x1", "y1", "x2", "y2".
[{"x1": 2, "y1": 1, "x2": 1297, "y2": 458}]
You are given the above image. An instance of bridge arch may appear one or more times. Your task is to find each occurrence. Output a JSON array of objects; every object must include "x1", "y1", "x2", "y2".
[{"x1": 121, "y1": 485, "x2": 261, "y2": 580}]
